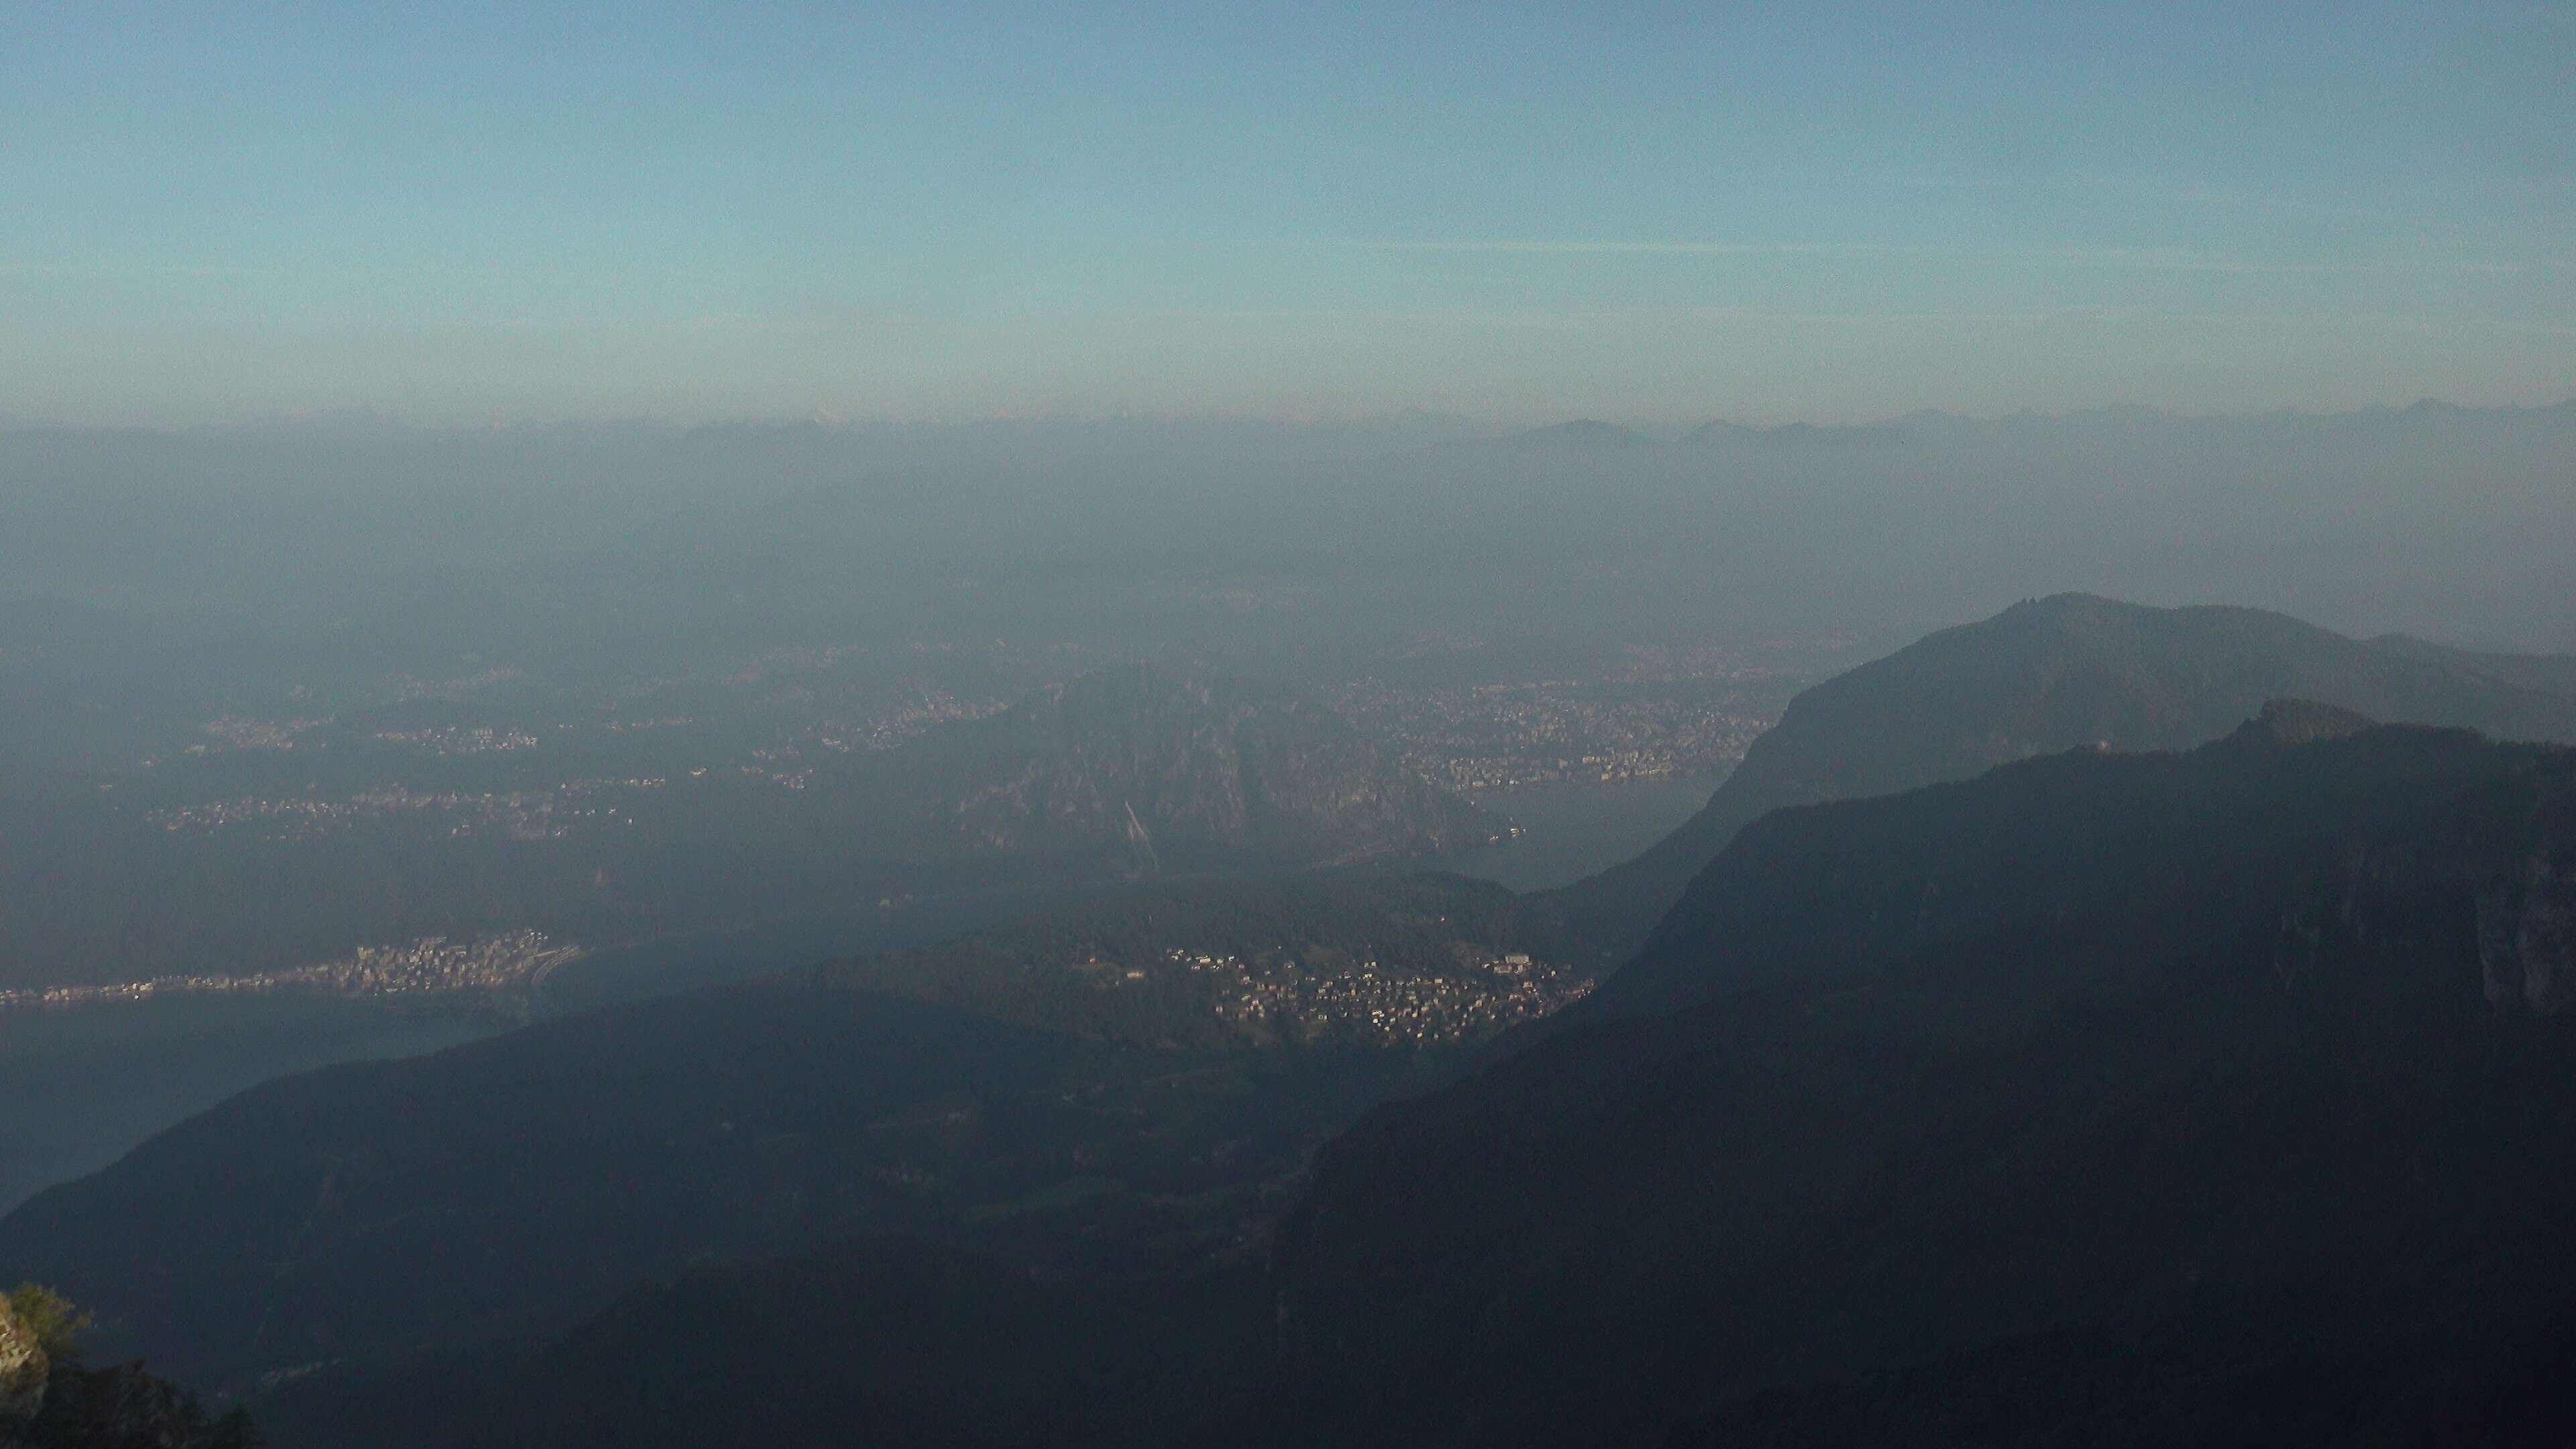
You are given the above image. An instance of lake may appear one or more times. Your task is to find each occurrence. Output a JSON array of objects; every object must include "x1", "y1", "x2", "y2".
[
  {"x1": 0, "y1": 883, "x2": 1122, "y2": 1216},
  {"x1": 0, "y1": 782, "x2": 1716, "y2": 1216},
  {"x1": 0, "y1": 992, "x2": 493, "y2": 1215},
  {"x1": 1448, "y1": 771, "x2": 1721, "y2": 892}
]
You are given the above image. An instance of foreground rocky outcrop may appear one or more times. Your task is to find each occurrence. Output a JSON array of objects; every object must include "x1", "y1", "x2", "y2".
[
  {"x1": 2481, "y1": 858, "x2": 2576, "y2": 1014},
  {"x1": 0, "y1": 1300, "x2": 44, "y2": 1428},
  {"x1": 1, "y1": 1291, "x2": 254, "y2": 1449}
]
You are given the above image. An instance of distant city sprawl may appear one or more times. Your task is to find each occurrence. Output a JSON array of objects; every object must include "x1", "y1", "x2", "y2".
[{"x1": 0, "y1": 932, "x2": 582, "y2": 1013}]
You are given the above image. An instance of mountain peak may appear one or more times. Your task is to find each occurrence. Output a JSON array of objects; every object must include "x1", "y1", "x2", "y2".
[{"x1": 1549, "y1": 595, "x2": 2576, "y2": 956}]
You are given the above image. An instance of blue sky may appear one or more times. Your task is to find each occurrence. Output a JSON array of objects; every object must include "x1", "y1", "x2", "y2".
[{"x1": 4, "y1": 2, "x2": 2572, "y2": 423}]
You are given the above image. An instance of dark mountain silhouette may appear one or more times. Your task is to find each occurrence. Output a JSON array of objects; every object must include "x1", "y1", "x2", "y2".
[
  {"x1": 0, "y1": 989, "x2": 1070, "y2": 1393},
  {"x1": 523, "y1": 1270, "x2": 2571, "y2": 1449},
  {"x1": 1552, "y1": 594, "x2": 2576, "y2": 957},
  {"x1": 1270, "y1": 715, "x2": 2576, "y2": 1444},
  {"x1": 234, "y1": 1237, "x2": 1284, "y2": 1449},
  {"x1": 471, "y1": 1239, "x2": 1274, "y2": 1449},
  {"x1": 1658, "y1": 1294, "x2": 2576, "y2": 1448}
]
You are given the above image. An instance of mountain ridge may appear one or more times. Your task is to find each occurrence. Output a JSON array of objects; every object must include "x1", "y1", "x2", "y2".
[{"x1": 1549, "y1": 593, "x2": 2576, "y2": 958}]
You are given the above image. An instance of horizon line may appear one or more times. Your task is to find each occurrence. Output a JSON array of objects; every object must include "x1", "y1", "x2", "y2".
[{"x1": 3, "y1": 394, "x2": 2571, "y2": 438}]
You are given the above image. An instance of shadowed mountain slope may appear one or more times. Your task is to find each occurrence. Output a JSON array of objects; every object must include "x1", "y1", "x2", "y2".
[
  {"x1": 470, "y1": 1238, "x2": 1277, "y2": 1449},
  {"x1": 0, "y1": 989, "x2": 1070, "y2": 1391},
  {"x1": 0, "y1": 871, "x2": 1565, "y2": 1424},
  {"x1": 1551, "y1": 594, "x2": 2576, "y2": 957},
  {"x1": 1275, "y1": 716, "x2": 2576, "y2": 1444}
]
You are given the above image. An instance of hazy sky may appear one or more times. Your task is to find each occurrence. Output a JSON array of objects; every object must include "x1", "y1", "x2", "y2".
[{"x1": 5, "y1": 2, "x2": 2573, "y2": 424}]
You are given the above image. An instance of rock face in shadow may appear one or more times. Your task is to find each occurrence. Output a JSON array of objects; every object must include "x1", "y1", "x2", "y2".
[
  {"x1": 2481, "y1": 859, "x2": 2576, "y2": 1015},
  {"x1": 1552, "y1": 594, "x2": 2576, "y2": 959}
]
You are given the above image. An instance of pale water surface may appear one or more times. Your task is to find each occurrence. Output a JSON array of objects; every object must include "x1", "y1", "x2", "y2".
[{"x1": 1450, "y1": 772, "x2": 1721, "y2": 893}]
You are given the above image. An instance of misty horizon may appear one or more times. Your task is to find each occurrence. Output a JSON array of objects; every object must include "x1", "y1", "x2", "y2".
[{"x1": 10, "y1": 393, "x2": 2576, "y2": 434}]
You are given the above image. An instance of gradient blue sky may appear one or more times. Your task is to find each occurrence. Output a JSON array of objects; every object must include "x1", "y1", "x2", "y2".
[{"x1": 5, "y1": 1, "x2": 2572, "y2": 424}]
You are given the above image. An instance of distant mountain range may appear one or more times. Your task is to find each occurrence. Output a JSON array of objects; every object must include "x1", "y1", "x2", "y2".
[
  {"x1": 1553, "y1": 593, "x2": 2576, "y2": 957},
  {"x1": 464, "y1": 1238, "x2": 1273, "y2": 1449},
  {"x1": 1471, "y1": 400, "x2": 2576, "y2": 455}
]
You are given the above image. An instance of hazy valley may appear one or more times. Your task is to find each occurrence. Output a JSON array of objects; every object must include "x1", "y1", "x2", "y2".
[{"x1": 11, "y1": 564, "x2": 2576, "y2": 1446}]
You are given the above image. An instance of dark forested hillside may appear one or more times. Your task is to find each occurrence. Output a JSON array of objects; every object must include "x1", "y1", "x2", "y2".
[
  {"x1": 0, "y1": 990, "x2": 1078, "y2": 1389},
  {"x1": 0, "y1": 871, "x2": 1570, "y2": 1436},
  {"x1": 816, "y1": 873, "x2": 1586, "y2": 1050},
  {"x1": 469, "y1": 1239, "x2": 1279, "y2": 1449},
  {"x1": 1274, "y1": 712, "x2": 2576, "y2": 1444},
  {"x1": 1552, "y1": 594, "x2": 2576, "y2": 957}
]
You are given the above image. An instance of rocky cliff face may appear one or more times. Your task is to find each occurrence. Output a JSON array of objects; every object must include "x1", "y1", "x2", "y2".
[
  {"x1": 13, "y1": 1365, "x2": 195, "y2": 1449},
  {"x1": 1, "y1": 1293, "x2": 246, "y2": 1449},
  {"x1": 2483, "y1": 859, "x2": 2576, "y2": 1015}
]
